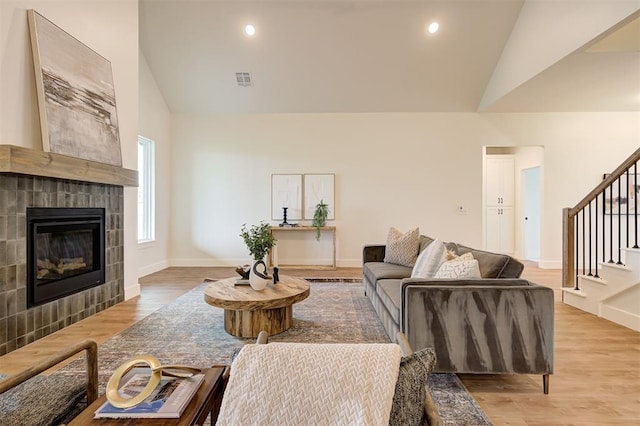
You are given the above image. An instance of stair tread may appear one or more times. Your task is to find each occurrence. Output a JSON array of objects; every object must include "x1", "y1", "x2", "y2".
[
  {"x1": 621, "y1": 247, "x2": 640, "y2": 253},
  {"x1": 578, "y1": 275, "x2": 608, "y2": 285},
  {"x1": 599, "y1": 262, "x2": 631, "y2": 271},
  {"x1": 562, "y1": 288, "x2": 586, "y2": 297}
]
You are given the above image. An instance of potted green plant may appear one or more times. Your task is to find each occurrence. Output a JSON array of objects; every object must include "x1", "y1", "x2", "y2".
[
  {"x1": 240, "y1": 222, "x2": 276, "y2": 261},
  {"x1": 312, "y1": 200, "x2": 329, "y2": 241},
  {"x1": 240, "y1": 222, "x2": 276, "y2": 290}
]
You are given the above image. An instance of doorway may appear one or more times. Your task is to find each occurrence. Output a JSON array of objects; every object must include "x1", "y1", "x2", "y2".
[
  {"x1": 522, "y1": 167, "x2": 541, "y2": 262},
  {"x1": 484, "y1": 146, "x2": 544, "y2": 261}
]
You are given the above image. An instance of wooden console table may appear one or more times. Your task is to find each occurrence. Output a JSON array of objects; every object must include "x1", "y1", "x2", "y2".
[{"x1": 269, "y1": 226, "x2": 336, "y2": 269}]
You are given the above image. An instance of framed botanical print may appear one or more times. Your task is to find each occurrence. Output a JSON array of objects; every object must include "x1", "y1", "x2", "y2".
[{"x1": 303, "y1": 174, "x2": 335, "y2": 220}]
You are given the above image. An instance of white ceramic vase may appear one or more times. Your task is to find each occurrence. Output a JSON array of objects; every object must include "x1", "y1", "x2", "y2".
[{"x1": 249, "y1": 259, "x2": 270, "y2": 291}]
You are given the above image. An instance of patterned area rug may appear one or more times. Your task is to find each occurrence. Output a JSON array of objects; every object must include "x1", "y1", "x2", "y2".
[{"x1": 54, "y1": 280, "x2": 492, "y2": 425}]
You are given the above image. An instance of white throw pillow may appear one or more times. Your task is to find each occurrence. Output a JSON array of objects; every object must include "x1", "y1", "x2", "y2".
[
  {"x1": 434, "y1": 259, "x2": 482, "y2": 279},
  {"x1": 384, "y1": 227, "x2": 420, "y2": 267},
  {"x1": 448, "y1": 252, "x2": 474, "y2": 263},
  {"x1": 411, "y1": 239, "x2": 446, "y2": 278}
]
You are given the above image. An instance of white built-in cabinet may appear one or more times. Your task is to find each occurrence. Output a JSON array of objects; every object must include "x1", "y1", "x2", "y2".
[{"x1": 485, "y1": 156, "x2": 515, "y2": 254}]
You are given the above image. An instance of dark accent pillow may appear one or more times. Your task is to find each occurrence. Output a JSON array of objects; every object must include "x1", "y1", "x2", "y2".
[{"x1": 389, "y1": 347, "x2": 437, "y2": 426}]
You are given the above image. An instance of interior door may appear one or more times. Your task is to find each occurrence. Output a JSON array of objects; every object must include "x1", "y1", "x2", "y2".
[{"x1": 522, "y1": 167, "x2": 541, "y2": 261}]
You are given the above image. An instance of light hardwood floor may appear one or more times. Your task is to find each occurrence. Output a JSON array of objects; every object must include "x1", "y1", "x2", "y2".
[{"x1": 1, "y1": 264, "x2": 639, "y2": 425}]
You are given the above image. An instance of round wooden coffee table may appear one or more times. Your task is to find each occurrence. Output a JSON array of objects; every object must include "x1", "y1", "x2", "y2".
[{"x1": 203, "y1": 275, "x2": 310, "y2": 338}]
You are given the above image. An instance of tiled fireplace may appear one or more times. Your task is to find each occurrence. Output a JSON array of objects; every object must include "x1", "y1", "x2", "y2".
[
  {"x1": 0, "y1": 173, "x2": 125, "y2": 355},
  {"x1": 27, "y1": 207, "x2": 106, "y2": 308}
]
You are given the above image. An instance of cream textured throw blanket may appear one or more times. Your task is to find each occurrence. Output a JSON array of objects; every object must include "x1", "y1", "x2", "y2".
[{"x1": 216, "y1": 342, "x2": 402, "y2": 426}]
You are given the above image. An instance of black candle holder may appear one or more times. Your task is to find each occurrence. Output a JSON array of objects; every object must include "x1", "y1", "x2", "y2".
[{"x1": 280, "y1": 207, "x2": 289, "y2": 227}]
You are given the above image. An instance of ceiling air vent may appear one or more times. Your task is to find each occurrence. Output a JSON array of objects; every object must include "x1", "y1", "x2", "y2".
[{"x1": 235, "y1": 72, "x2": 252, "y2": 87}]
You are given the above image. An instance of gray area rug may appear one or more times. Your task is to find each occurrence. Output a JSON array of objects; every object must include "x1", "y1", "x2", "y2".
[{"x1": 54, "y1": 280, "x2": 492, "y2": 425}]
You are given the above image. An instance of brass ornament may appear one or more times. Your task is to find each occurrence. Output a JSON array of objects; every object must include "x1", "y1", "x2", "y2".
[{"x1": 106, "y1": 355, "x2": 201, "y2": 408}]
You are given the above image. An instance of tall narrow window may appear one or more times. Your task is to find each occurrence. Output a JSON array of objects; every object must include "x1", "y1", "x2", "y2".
[{"x1": 138, "y1": 136, "x2": 155, "y2": 243}]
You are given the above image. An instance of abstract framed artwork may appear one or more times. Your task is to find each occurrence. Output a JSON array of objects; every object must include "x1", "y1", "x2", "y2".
[
  {"x1": 271, "y1": 174, "x2": 303, "y2": 221},
  {"x1": 303, "y1": 174, "x2": 335, "y2": 220},
  {"x1": 28, "y1": 10, "x2": 122, "y2": 166},
  {"x1": 603, "y1": 173, "x2": 639, "y2": 214}
]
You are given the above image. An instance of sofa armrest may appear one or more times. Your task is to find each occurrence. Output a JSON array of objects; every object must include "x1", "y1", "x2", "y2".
[
  {"x1": 0, "y1": 339, "x2": 98, "y2": 404},
  {"x1": 363, "y1": 245, "x2": 386, "y2": 264},
  {"x1": 400, "y1": 279, "x2": 554, "y2": 376}
]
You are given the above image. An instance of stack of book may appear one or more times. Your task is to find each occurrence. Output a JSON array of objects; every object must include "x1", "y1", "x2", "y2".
[{"x1": 94, "y1": 368, "x2": 205, "y2": 419}]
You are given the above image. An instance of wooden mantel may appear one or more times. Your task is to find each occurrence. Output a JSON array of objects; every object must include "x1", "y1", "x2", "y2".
[{"x1": 0, "y1": 144, "x2": 137, "y2": 187}]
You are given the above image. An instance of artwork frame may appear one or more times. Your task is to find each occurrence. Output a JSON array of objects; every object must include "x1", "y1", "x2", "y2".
[
  {"x1": 271, "y1": 174, "x2": 303, "y2": 221},
  {"x1": 28, "y1": 9, "x2": 123, "y2": 167},
  {"x1": 603, "y1": 173, "x2": 639, "y2": 215},
  {"x1": 303, "y1": 174, "x2": 335, "y2": 220}
]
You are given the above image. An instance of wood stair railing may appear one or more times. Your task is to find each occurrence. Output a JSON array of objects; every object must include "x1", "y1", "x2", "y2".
[{"x1": 562, "y1": 147, "x2": 640, "y2": 288}]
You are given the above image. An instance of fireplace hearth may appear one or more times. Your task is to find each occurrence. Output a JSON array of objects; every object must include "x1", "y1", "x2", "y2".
[{"x1": 27, "y1": 208, "x2": 106, "y2": 308}]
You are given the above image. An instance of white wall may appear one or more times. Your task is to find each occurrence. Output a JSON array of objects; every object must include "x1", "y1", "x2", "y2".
[
  {"x1": 483, "y1": 112, "x2": 639, "y2": 267},
  {"x1": 169, "y1": 112, "x2": 639, "y2": 268},
  {"x1": 138, "y1": 51, "x2": 172, "y2": 277},
  {"x1": 480, "y1": 0, "x2": 640, "y2": 109},
  {"x1": 0, "y1": 0, "x2": 139, "y2": 298}
]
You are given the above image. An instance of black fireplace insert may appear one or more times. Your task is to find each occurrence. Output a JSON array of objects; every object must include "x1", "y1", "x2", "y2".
[{"x1": 27, "y1": 208, "x2": 105, "y2": 308}]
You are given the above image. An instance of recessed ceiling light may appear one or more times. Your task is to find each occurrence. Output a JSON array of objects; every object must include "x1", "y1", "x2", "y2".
[
  {"x1": 245, "y1": 24, "x2": 256, "y2": 37},
  {"x1": 427, "y1": 22, "x2": 439, "y2": 34}
]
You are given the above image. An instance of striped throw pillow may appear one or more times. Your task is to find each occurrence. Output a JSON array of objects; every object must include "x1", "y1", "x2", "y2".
[{"x1": 411, "y1": 239, "x2": 446, "y2": 278}]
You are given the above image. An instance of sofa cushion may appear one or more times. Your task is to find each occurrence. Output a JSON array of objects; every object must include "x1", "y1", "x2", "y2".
[
  {"x1": 384, "y1": 227, "x2": 420, "y2": 267},
  {"x1": 446, "y1": 242, "x2": 522, "y2": 278},
  {"x1": 364, "y1": 262, "x2": 412, "y2": 288},
  {"x1": 411, "y1": 239, "x2": 446, "y2": 278},
  {"x1": 376, "y1": 279, "x2": 402, "y2": 324},
  {"x1": 0, "y1": 373, "x2": 86, "y2": 426},
  {"x1": 389, "y1": 347, "x2": 437, "y2": 426}
]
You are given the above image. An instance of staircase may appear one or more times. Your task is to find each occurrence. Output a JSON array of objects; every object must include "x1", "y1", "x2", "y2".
[
  {"x1": 562, "y1": 148, "x2": 640, "y2": 332},
  {"x1": 563, "y1": 248, "x2": 640, "y2": 331}
]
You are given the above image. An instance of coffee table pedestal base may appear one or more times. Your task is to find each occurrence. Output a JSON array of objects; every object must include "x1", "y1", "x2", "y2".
[{"x1": 224, "y1": 306, "x2": 292, "y2": 338}]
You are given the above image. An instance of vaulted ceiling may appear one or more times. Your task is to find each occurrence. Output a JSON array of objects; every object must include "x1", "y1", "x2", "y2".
[{"x1": 138, "y1": 1, "x2": 640, "y2": 114}]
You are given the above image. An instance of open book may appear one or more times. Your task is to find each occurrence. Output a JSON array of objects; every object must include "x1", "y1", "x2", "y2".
[{"x1": 94, "y1": 368, "x2": 205, "y2": 419}]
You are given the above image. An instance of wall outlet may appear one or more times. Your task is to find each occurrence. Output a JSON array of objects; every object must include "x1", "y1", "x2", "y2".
[{"x1": 458, "y1": 205, "x2": 467, "y2": 215}]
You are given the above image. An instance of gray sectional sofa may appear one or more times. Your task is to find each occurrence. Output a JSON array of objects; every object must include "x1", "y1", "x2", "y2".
[{"x1": 363, "y1": 235, "x2": 554, "y2": 393}]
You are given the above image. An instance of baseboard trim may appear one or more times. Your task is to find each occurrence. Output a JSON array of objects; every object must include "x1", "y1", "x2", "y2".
[
  {"x1": 138, "y1": 260, "x2": 170, "y2": 278},
  {"x1": 538, "y1": 260, "x2": 561, "y2": 269},
  {"x1": 600, "y1": 304, "x2": 640, "y2": 332},
  {"x1": 272, "y1": 258, "x2": 335, "y2": 267},
  {"x1": 124, "y1": 283, "x2": 141, "y2": 300},
  {"x1": 337, "y1": 259, "x2": 361, "y2": 268},
  {"x1": 167, "y1": 258, "x2": 362, "y2": 268},
  {"x1": 169, "y1": 258, "x2": 250, "y2": 267}
]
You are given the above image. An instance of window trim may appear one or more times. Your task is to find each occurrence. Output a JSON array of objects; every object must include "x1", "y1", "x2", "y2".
[{"x1": 137, "y1": 136, "x2": 155, "y2": 244}]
